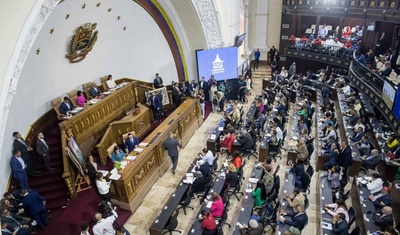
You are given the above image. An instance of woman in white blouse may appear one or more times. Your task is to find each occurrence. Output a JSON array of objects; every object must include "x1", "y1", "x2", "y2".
[
  {"x1": 96, "y1": 172, "x2": 111, "y2": 202},
  {"x1": 323, "y1": 198, "x2": 349, "y2": 222},
  {"x1": 366, "y1": 173, "x2": 383, "y2": 195}
]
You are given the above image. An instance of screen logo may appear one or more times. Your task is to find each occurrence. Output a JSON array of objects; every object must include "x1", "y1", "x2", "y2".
[{"x1": 212, "y1": 54, "x2": 225, "y2": 74}]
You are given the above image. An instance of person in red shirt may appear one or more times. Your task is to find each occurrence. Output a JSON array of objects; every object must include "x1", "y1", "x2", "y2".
[
  {"x1": 230, "y1": 151, "x2": 242, "y2": 171},
  {"x1": 313, "y1": 37, "x2": 322, "y2": 47},
  {"x1": 200, "y1": 210, "x2": 217, "y2": 234}
]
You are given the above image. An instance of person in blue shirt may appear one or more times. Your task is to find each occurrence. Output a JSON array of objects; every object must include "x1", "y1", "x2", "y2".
[
  {"x1": 124, "y1": 132, "x2": 139, "y2": 153},
  {"x1": 254, "y1": 48, "x2": 260, "y2": 70},
  {"x1": 355, "y1": 51, "x2": 366, "y2": 66},
  {"x1": 111, "y1": 146, "x2": 126, "y2": 162}
]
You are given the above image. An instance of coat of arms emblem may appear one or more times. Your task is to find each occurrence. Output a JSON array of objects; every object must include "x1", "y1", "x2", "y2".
[{"x1": 66, "y1": 23, "x2": 98, "y2": 63}]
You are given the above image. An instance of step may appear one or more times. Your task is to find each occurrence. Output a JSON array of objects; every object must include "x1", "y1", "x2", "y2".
[{"x1": 33, "y1": 182, "x2": 67, "y2": 196}]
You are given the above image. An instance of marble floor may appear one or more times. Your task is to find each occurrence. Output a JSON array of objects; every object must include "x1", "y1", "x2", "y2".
[{"x1": 123, "y1": 65, "x2": 322, "y2": 234}]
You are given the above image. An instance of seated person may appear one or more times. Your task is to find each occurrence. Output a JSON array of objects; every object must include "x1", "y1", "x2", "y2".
[
  {"x1": 361, "y1": 149, "x2": 381, "y2": 170},
  {"x1": 198, "y1": 210, "x2": 217, "y2": 235},
  {"x1": 251, "y1": 181, "x2": 266, "y2": 207},
  {"x1": 195, "y1": 160, "x2": 211, "y2": 182},
  {"x1": 220, "y1": 129, "x2": 235, "y2": 153},
  {"x1": 111, "y1": 146, "x2": 125, "y2": 162},
  {"x1": 208, "y1": 192, "x2": 224, "y2": 218},
  {"x1": 89, "y1": 82, "x2": 103, "y2": 99},
  {"x1": 124, "y1": 132, "x2": 139, "y2": 153},
  {"x1": 322, "y1": 136, "x2": 337, "y2": 151},
  {"x1": 106, "y1": 75, "x2": 116, "y2": 89},
  {"x1": 297, "y1": 105, "x2": 308, "y2": 120},
  {"x1": 332, "y1": 213, "x2": 349, "y2": 235},
  {"x1": 230, "y1": 151, "x2": 243, "y2": 171},
  {"x1": 346, "y1": 109, "x2": 360, "y2": 126},
  {"x1": 199, "y1": 148, "x2": 214, "y2": 167},
  {"x1": 378, "y1": 62, "x2": 393, "y2": 78},
  {"x1": 376, "y1": 226, "x2": 397, "y2": 235},
  {"x1": 366, "y1": 173, "x2": 384, "y2": 195},
  {"x1": 384, "y1": 135, "x2": 398, "y2": 152},
  {"x1": 368, "y1": 186, "x2": 392, "y2": 210},
  {"x1": 192, "y1": 171, "x2": 206, "y2": 195},
  {"x1": 373, "y1": 206, "x2": 394, "y2": 230},
  {"x1": 324, "y1": 198, "x2": 349, "y2": 222},
  {"x1": 327, "y1": 166, "x2": 341, "y2": 190},
  {"x1": 225, "y1": 163, "x2": 239, "y2": 187},
  {"x1": 321, "y1": 124, "x2": 336, "y2": 143},
  {"x1": 297, "y1": 119, "x2": 308, "y2": 135},
  {"x1": 59, "y1": 96, "x2": 74, "y2": 115},
  {"x1": 350, "y1": 127, "x2": 364, "y2": 143},
  {"x1": 279, "y1": 205, "x2": 308, "y2": 232},
  {"x1": 352, "y1": 118, "x2": 365, "y2": 132},
  {"x1": 261, "y1": 165, "x2": 274, "y2": 195},
  {"x1": 236, "y1": 129, "x2": 254, "y2": 153},
  {"x1": 386, "y1": 141, "x2": 400, "y2": 159},
  {"x1": 76, "y1": 90, "x2": 87, "y2": 107},
  {"x1": 268, "y1": 130, "x2": 280, "y2": 153},
  {"x1": 238, "y1": 219, "x2": 264, "y2": 235},
  {"x1": 285, "y1": 187, "x2": 305, "y2": 209},
  {"x1": 295, "y1": 138, "x2": 309, "y2": 161},
  {"x1": 354, "y1": 135, "x2": 370, "y2": 156},
  {"x1": 318, "y1": 25, "x2": 328, "y2": 38},
  {"x1": 0, "y1": 207, "x2": 31, "y2": 235},
  {"x1": 289, "y1": 159, "x2": 305, "y2": 189},
  {"x1": 322, "y1": 142, "x2": 339, "y2": 170}
]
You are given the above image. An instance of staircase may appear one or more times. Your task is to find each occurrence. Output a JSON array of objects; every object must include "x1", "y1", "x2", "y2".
[{"x1": 29, "y1": 123, "x2": 69, "y2": 210}]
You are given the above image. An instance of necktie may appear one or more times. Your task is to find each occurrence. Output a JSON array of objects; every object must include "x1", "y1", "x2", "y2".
[
  {"x1": 42, "y1": 139, "x2": 48, "y2": 149},
  {"x1": 19, "y1": 139, "x2": 27, "y2": 147}
]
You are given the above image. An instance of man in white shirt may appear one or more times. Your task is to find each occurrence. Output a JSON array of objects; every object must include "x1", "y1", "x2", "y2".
[
  {"x1": 272, "y1": 123, "x2": 283, "y2": 142},
  {"x1": 200, "y1": 148, "x2": 214, "y2": 166},
  {"x1": 93, "y1": 206, "x2": 118, "y2": 235}
]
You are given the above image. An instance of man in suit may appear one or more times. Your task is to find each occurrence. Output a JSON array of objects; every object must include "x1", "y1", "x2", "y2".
[
  {"x1": 153, "y1": 73, "x2": 163, "y2": 88},
  {"x1": 13, "y1": 132, "x2": 38, "y2": 177},
  {"x1": 147, "y1": 91, "x2": 162, "y2": 122},
  {"x1": 373, "y1": 206, "x2": 394, "y2": 230},
  {"x1": 361, "y1": 149, "x2": 381, "y2": 170},
  {"x1": 0, "y1": 207, "x2": 31, "y2": 235},
  {"x1": 10, "y1": 150, "x2": 30, "y2": 189},
  {"x1": 164, "y1": 132, "x2": 182, "y2": 174},
  {"x1": 337, "y1": 141, "x2": 352, "y2": 180},
  {"x1": 239, "y1": 219, "x2": 264, "y2": 235},
  {"x1": 35, "y1": 132, "x2": 56, "y2": 173},
  {"x1": 20, "y1": 189, "x2": 48, "y2": 230},
  {"x1": 172, "y1": 82, "x2": 182, "y2": 107},
  {"x1": 279, "y1": 205, "x2": 308, "y2": 232},
  {"x1": 198, "y1": 76, "x2": 208, "y2": 101},
  {"x1": 124, "y1": 132, "x2": 139, "y2": 153},
  {"x1": 236, "y1": 129, "x2": 254, "y2": 153},
  {"x1": 59, "y1": 96, "x2": 74, "y2": 115},
  {"x1": 332, "y1": 213, "x2": 349, "y2": 235},
  {"x1": 369, "y1": 186, "x2": 392, "y2": 210},
  {"x1": 89, "y1": 82, "x2": 103, "y2": 98},
  {"x1": 378, "y1": 61, "x2": 393, "y2": 77}
]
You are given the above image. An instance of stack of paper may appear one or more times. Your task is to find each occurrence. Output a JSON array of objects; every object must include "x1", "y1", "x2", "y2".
[
  {"x1": 126, "y1": 156, "x2": 136, "y2": 161},
  {"x1": 210, "y1": 134, "x2": 216, "y2": 140},
  {"x1": 248, "y1": 178, "x2": 259, "y2": 183},
  {"x1": 97, "y1": 170, "x2": 109, "y2": 176},
  {"x1": 139, "y1": 142, "x2": 148, "y2": 147},
  {"x1": 134, "y1": 148, "x2": 143, "y2": 152}
]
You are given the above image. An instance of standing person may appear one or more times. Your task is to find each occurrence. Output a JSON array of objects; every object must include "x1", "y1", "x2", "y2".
[
  {"x1": 238, "y1": 76, "x2": 247, "y2": 103},
  {"x1": 198, "y1": 90, "x2": 205, "y2": 119},
  {"x1": 254, "y1": 48, "x2": 261, "y2": 70},
  {"x1": 153, "y1": 73, "x2": 163, "y2": 88},
  {"x1": 164, "y1": 132, "x2": 182, "y2": 174},
  {"x1": 337, "y1": 141, "x2": 352, "y2": 180},
  {"x1": 80, "y1": 223, "x2": 90, "y2": 235},
  {"x1": 13, "y1": 132, "x2": 38, "y2": 177},
  {"x1": 35, "y1": 132, "x2": 56, "y2": 173},
  {"x1": 93, "y1": 207, "x2": 118, "y2": 235},
  {"x1": 10, "y1": 150, "x2": 29, "y2": 190},
  {"x1": 198, "y1": 76, "x2": 208, "y2": 101},
  {"x1": 375, "y1": 32, "x2": 386, "y2": 57},
  {"x1": 20, "y1": 189, "x2": 48, "y2": 230},
  {"x1": 147, "y1": 91, "x2": 162, "y2": 122},
  {"x1": 96, "y1": 172, "x2": 111, "y2": 203},
  {"x1": 224, "y1": 79, "x2": 231, "y2": 102},
  {"x1": 172, "y1": 82, "x2": 182, "y2": 108},
  {"x1": 86, "y1": 155, "x2": 98, "y2": 194},
  {"x1": 268, "y1": 46, "x2": 277, "y2": 65}
]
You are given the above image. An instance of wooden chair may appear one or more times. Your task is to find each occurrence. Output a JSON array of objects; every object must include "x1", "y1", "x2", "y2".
[
  {"x1": 106, "y1": 143, "x2": 117, "y2": 159},
  {"x1": 82, "y1": 82, "x2": 93, "y2": 99},
  {"x1": 68, "y1": 89, "x2": 78, "y2": 107},
  {"x1": 51, "y1": 97, "x2": 64, "y2": 120},
  {"x1": 100, "y1": 75, "x2": 109, "y2": 90}
]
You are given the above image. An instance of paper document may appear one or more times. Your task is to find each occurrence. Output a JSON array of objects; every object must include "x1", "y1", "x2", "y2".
[
  {"x1": 210, "y1": 134, "x2": 216, "y2": 140},
  {"x1": 126, "y1": 156, "x2": 136, "y2": 161},
  {"x1": 134, "y1": 148, "x2": 143, "y2": 152},
  {"x1": 248, "y1": 178, "x2": 259, "y2": 183},
  {"x1": 109, "y1": 174, "x2": 121, "y2": 180},
  {"x1": 98, "y1": 170, "x2": 109, "y2": 176},
  {"x1": 218, "y1": 127, "x2": 224, "y2": 131},
  {"x1": 245, "y1": 189, "x2": 252, "y2": 193},
  {"x1": 139, "y1": 142, "x2": 149, "y2": 147},
  {"x1": 206, "y1": 201, "x2": 213, "y2": 208},
  {"x1": 321, "y1": 222, "x2": 332, "y2": 230}
]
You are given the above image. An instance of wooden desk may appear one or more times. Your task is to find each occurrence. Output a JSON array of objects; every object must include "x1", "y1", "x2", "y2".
[
  {"x1": 232, "y1": 165, "x2": 263, "y2": 235},
  {"x1": 109, "y1": 98, "x2": 203, "y2": 212},
  {"x1": 351, "y1": 179, "x2": 381, "y2": 234}
]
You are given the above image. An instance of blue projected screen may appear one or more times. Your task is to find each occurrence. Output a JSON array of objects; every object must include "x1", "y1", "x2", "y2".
[
  {"x1": 196, "y1": 47, "x2": 238, "y2": 81},
  {"x1": 393, "y1": 89, "x2": 400, "y2": 122}
]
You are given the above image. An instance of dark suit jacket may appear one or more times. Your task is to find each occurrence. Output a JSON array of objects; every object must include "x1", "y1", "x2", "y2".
[
  {"x1": 21, "y1": 192, "x2": 46, "y2": 215},
  {"x1": 338, "y1": 146, "x2": 352, "y2": 169},
  {"x1": 198, "y1": 80, "x2": 208, "y2": 91},
  {"x1": 35, "y1": 139, "x2": 49, "y2": 157},
  {"x1": 192, "y1": 177, "x2": 206, "y2": 193},
  {"x1": 285, "y1": 212, "x2": 308, "y2": 230},
  {"x1": 379, "y1": 67, "x2": 392, "y2": 77},
  {"x1": 172, "y1": 86, "x2": 181, "y2": 100},
  {"x1": 373, "y1": 193, "x2": 392, "y2": 209},
  {"x1": 332, "y1": 220, "x2": 349, "y2": 235},
  {"x1": 373, "y1": 212, "x2": 393, "y2": 230},
  {"x1": 153, "y1": 77, "x2": 163, "y2": 88},
  {"x1": 59, "y1": 101, "x2": 73, "y2": 114},
  {"x1": 364, "y1": 155, "x2": 381, "y2": 170},
  {"x1": 1, "y1": 212, "x2": 28, "y2": 230},
  {"x1": 89, "y1": 86, "x2": 101, "y2": 97},
  {"x1": 148, "y1": 95, "x2": 162, "y2": 109},
  {"x1": 10, "y1": 157, "x2": 27, "y2": 179},
  {"x1": 13, "y1": 139, "x2": 29, "y2": 156},
  {"x1": 124, "y1": 137, "x2": 139, "y2": 153}
]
